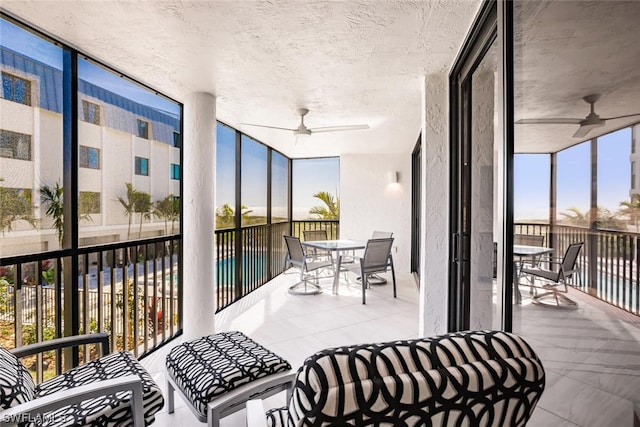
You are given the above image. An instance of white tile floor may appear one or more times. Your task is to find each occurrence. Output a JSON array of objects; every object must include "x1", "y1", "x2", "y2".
[
  {"x1": 515, "y1": 288, "x2": 640, "y2": 427},
  {"x1": 141, "y1": 271, "x2": 640, "y2": 427}
]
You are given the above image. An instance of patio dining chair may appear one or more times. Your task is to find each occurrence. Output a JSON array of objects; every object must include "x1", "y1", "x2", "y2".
[
  {"x1": 344, "y1": 237, "x2": 396, "y2": 304},
  {"x1": 302, "y1": 229, "x2": 332, "y2": 262},
  {"x1": 514, "y1": 234, "x2": 544, "y2": 246},
  {"x1": 514, "y1": 234, "x2": 546, "y2": 268},
  {"x1": 520, "y1": 242, "x2": 583, "y2": 308},
  {"x1": 0, "y1": 333, "x2": 164, "y2": 427},
  {"x1": 284, "y1": 235, "x2": 333, "y2": 295},
  {"x1": 357, "y1": 231, "x2": 394, "y2": 285}
]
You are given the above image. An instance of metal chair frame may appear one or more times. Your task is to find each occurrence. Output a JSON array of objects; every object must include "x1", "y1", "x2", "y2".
[
  {"x1": 284, "y1": 235, "x2": 333, "y2": 295},
  {"x1": 520, "y1": 242, "x2": 583, "y2": 308}
]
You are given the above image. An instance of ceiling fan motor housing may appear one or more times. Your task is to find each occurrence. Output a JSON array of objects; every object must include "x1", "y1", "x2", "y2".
[
  {"x1": 581, "y1": 112, "x2": 605, "y2": 127},
  {"x1": 294, "y1": 126, "x2": 312, "y2": 136}
]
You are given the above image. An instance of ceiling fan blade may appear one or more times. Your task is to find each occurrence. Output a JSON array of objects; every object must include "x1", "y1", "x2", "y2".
[
  {"x1": 241, "y1": 123, "x2": 296, "y2": 132},
  {"x1": 572, "y1": 125, "x2": 593, "y2": 139},
  {"x1": 602, "y1": 113, "x2": 640, "y2": 121},
  {"x1": 516, "y1": 118, "x2": 583, "y2": 125},
  {"x1": 309, "y1": 124, "x2": 370, "y2": 133}
]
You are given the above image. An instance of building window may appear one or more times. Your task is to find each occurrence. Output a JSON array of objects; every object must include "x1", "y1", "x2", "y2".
[
  {"x1": 80, "y1": 146, "x2": 100, "y2": 169},
  {"x1": 135, "y1": 156, "x2": 149, "y2": 176},
  {"x1": 79, "y1": 191, "x2": 101, "y2": 214},
  {"x1": 0, "y1": 187, "x2": 32, "y2": 217},
  {"x1": 170, "y1": 163, "x2": 180, "y2": 180},
  {"x1": 137, "y1": 119, "x2": 149, "y2": 139},
  {"x1": 632, "y1": 161, "x2": 636, "y2": 190},
  {"x1": 173, "y1": 132, "x2": 181, "y2": 148},
  {"x1": 81, "y1": 100, "x2": 101, "y2": 125},
  {"x1": 0, "y1": 130, "x2": 32, "y2": 160},
  {"x1": 1, "y1": 72, "x2": 31, "y2": 106}
]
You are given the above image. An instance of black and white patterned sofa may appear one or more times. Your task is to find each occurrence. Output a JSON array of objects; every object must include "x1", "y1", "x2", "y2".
[
  {"x1": 0, "y1": 333, "x2": 164, "y2": 426},
  {"x1": 247, "y1": 330, "x2": 545, "y2": 427}
]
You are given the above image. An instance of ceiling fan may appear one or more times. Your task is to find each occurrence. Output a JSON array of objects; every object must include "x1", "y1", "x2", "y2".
[
  {"x1": 241, "y1": 108, "x2": 369, "y2": 137},
  {"x1": 516, "y1": 94, "x2": 640, "y2": 138}
]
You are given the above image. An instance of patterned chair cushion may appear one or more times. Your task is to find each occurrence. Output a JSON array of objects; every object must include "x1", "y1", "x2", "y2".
[
  {"x1": 0, "y1": 346, "x2": 36, "y2": 410},
  {"x1": 34, "y1": 351, "x2": 164, "y2": 427},
  {"x1": 272, "y1": 330, "x2": 545, "y2": 427},
  {"x1": 165, "y1": 331, "x2": 291, "y2": 418}
]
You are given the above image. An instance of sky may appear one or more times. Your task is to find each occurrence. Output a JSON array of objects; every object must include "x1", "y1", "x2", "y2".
[
  {"x1": 292, "y1": 158, "x2": 340, "y2": 219},
  {"x1": 215, "y1": 124, "x2": 340, "y2": 218},
  {"x1": 1, "y1": 18, "x2": 179, "y2": 115},
  {"x1": 515, "y1": 127, "x2": 632, "y2": 221}
]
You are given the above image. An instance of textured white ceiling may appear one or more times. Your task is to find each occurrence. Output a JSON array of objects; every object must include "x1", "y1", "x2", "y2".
[
  {"x1": 7, "y1": 1, "x2": 633, "y2": 156},
  {"x1": 514, "y1": 1, "x2": 640, "y2": 153},
  {"x1": 2, "y1": 0, "x2": 482, "y2": 158}
]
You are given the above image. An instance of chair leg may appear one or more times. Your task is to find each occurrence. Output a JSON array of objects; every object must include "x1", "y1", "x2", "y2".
[
  {"x1": 362, "y1": 276, "x2": 367, "y2": 304},
  {"x1": 361, "y1": 267, "x2": 367, "y2": 304},
  {"x1": 390, "y1": 256, "x2": 397, "y2": 298},
  {"x1": 167, "y1": 378, "x2": 175, "y2": 414}
]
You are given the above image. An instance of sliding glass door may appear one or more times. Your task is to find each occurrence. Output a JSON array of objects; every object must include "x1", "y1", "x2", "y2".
[{"x1": 449, "y1": 1, "x2": 509, "y2": 331}]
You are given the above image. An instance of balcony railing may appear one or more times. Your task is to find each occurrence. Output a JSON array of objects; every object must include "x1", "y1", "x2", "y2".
[
  {"x1": 516, "y1": 222, "x2": 639, "y2": 316},
  {"x1": 0, "y1": 235, "x2": 182, "y2": 383},
  {"x1": 215, "y1": 220, "x2": 339, "y2": 312},
  {"x1": 292, "y1": 219, "x2": 340, "y2": 240}
]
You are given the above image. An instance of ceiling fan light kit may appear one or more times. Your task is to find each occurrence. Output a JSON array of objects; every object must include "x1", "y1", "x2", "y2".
[
  {"x1": 242, "y1": 108, "x2": 370, "y2": 137},
  {"x1": 516, "y1": 94, "x2": 640, "y2": 139}
]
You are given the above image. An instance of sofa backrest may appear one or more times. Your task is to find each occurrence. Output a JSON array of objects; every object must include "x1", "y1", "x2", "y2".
[
  {"x1": 285, "y1": 330, "x2": 545, "y2": 427},
  {"x1": 0, "y1": 346, "x2": 36, "y2": 411}
]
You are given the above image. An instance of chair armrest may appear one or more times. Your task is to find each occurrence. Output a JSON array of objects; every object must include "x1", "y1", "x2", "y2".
[
  {"x1": 10, "y1": 333, "x2": 110, "y2": 358},
  {"x1": 206, "y1": 371, "x2": 295, "y2": 421},
  {"x1": 0, "y1": 375, "x2": 144, "y2": 427},
  {"x1": 246, "y1": 399, "x2": 268, "y2": 427}
]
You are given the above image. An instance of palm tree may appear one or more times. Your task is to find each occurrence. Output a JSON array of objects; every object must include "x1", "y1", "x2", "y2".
[
  {"x1": 154, "y1": 195, "x2": 180, "y2": 234},
  {"x1": 560, "y1": 205, "x2": 625, "y2": 230},
  {"x1": 40, "y1": 182, "x2": 93, "y2": 247},
  {"x1": 118, "y1": 182, "x2": 139, "y2": 240},
  {"x1": 309, "y1": 191, "x2": 340, "y2": 220},
  {"x1": 134, "y1": 190, "x2": 152, "y2": 238},
  {"x1": 40, "y1": 182, "x2": 64, "y2": 246},
  {"x1": 559, "y1": 206, "x2": 589, "y2": 227},
  {"x1": 596, "y1": 207, "x2": 625, "y2": 231},
  {"x1": 619, "y1": 195, "x2": 640, "y2": 231}
]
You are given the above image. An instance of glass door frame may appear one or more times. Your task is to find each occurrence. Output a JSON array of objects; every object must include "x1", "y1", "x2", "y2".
[
  {"x1": 448, "y1": 0, "x2": 515, "y2": 332},
  {"x1": 411, "y1": 135, "x2": 421, "y2": 282}
]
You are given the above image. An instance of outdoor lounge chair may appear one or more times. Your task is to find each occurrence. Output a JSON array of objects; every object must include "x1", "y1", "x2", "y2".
[
  {"x1": 520, "y1": 242, "x2": 583, "y2": 308},
  {"x1": 0, "y1": 333, "x2": 163, "y2": 426},
  {"x1": 284, "y1": 235, "x2": 333, "y2": 295},
  {"x1": 344, "y1": 237, "x2": 396, "y2": 304},
  {"x1": 246, "y1": 330, "x2": 546, "y2": 427}
]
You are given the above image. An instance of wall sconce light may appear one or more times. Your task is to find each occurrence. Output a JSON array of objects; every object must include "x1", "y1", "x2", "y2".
[{"x1": 388, "y1": 171, "x2": 399, "y2": 184}]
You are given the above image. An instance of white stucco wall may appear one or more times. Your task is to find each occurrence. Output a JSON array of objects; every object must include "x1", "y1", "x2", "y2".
[
  {"x1": 420, "y1": 73, "x2": 449, "y2": 337},
  {"x1": 339, "y1": 153, "x2": 412, "y2": 272}
]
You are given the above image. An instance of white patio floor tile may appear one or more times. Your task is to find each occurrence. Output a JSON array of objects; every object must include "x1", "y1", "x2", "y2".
[{"x1": 143, "y1": 271, "x2": 640, "y2": 427}]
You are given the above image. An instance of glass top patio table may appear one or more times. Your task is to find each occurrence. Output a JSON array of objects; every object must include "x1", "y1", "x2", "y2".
[
  {"x1": 301, "y1": 239, "x2": 366, "y2": 294},
  {"x1": 514, "y1": 245, "x2": 554, "y2": 257},
  {"x1": 301, "y1": 239, "x2": 366, "y2": 251}
]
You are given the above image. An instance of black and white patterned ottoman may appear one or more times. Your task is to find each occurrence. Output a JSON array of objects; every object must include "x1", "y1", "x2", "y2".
[{"x1": 165, "y1": 331, "x2": 294, "y2": 427}]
